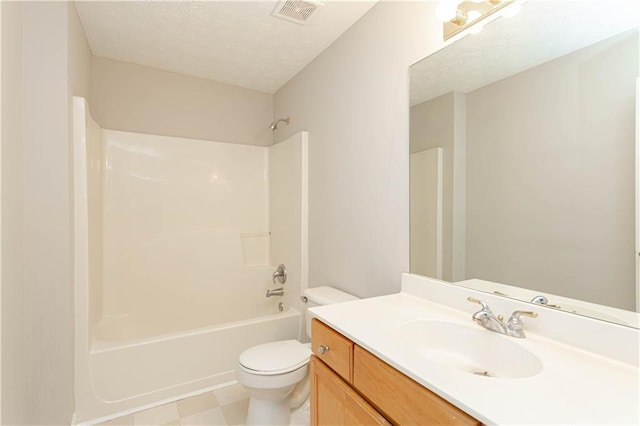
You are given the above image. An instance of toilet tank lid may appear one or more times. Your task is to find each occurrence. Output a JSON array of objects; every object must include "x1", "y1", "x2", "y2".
[{"x1": 303, "y1": 286, "x2": 359, "y2": 305}]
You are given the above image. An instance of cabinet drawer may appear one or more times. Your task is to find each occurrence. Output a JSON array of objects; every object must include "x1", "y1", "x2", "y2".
[
  {"x1": 311, "y1": 319, "x2": 353, "y2": 382},
  {"x1": 353, "y1": 346, "x2": 481, "y2": 426},
  {"x1": 311, "y1": 356, "x2": 390, "y2": 426}
]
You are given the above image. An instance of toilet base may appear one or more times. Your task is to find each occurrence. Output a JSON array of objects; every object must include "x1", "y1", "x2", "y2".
[
  {"x1": 236, "y1": 362, "x2": 310, "y2": 425},
  {"x1": 290, "y1": 398, "x2": 311, "y2": 426},
  {"x1": 245, "y1": 387, "x2": 294, "y2": 426}
]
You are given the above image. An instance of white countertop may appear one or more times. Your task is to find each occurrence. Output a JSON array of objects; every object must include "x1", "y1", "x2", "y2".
[{"x1": 309, "y1": 280, "x2": 640, "y2": 425}]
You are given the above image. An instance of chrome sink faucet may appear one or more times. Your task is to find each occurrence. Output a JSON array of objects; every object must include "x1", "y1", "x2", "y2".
[
  {"x1": 467, "y1": 297, "x2": 507, "y2": 334},
  {"x1": 467, "y1": 297, "x2": 537, "y2": 338}
]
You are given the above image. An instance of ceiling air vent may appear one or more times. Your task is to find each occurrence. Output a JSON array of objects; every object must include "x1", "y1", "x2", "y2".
[{"x1": 272, "y1": 0, "x2": 323, "y2": 25}]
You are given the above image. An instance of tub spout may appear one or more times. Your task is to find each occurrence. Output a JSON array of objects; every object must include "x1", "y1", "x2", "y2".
[{"x1": 266, "y1": 288, "x2": 284, "y2": 298}]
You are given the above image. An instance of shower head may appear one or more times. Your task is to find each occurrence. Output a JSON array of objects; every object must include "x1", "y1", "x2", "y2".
[{"x1": 269, "y1": 117, "x2": 290, "y2": 131}]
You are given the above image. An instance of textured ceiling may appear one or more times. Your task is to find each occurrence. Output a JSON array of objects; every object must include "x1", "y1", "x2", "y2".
[
  {"x1": 411, "y1": 0, "x2": 640, "y2": 106},
  {"x1": 75, "y1": 0, "x2": 377, "y2": 94}
]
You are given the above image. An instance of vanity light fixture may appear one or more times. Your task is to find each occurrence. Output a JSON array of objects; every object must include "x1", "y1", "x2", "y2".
[
  {"x1": 436, "y1": 0, "x2": 463, "y2": 22},
  {"x1": 437, "y1": 0, "x2": 525, "y2": 40}
]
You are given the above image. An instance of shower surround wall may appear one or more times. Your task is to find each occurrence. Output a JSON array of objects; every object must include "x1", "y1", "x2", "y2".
[
  {"x1": 73, "y1": 97, "x2": 308, "y2": 421},
  {"x1": 102, "y1": 130, "x2": 272, "y2": 336}
]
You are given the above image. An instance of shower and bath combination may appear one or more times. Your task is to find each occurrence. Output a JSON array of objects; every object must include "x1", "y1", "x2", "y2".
[
  {"x1": 269, "y1": 117, "x2": 290, "y2": 131},
  {"x1": 73, "y1": 97, "x2": 309, "y2": 422}
]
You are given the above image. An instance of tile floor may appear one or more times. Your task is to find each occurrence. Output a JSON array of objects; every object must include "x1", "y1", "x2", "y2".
[
  {"x1": 97, "y1": 383, "x2": 250, "y2": 426},
  {"x1": 96, "y1": 382, "x2": 311, "y2": 426}
]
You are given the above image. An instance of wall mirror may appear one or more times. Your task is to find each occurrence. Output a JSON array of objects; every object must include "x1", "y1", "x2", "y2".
[{"x1": 409, "y1": 0, "x2": 640, "y2": 328}]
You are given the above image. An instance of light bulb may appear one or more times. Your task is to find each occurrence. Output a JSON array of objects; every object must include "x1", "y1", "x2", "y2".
[
  {"x1": 466, "y1": 10, "x2": 482, "y2": 21},
  {"x1": 469, "y1": 24, "x2": 484, "y2": 34},
  {"x1": 436, "y1": 2, "x2": 457, "y2": 22},
  {"x1": 436, "y1": 0, "x2": 463, "y2": 22}
]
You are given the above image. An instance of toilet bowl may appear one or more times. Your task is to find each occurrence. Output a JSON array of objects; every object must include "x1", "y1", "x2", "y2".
[{"x1": 236, "y1": 286, "x2": 358, "y2": 426}]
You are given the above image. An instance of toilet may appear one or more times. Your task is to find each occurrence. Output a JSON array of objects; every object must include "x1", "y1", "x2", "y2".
[{"x1": 236, "y1": 286, "x2": 359, "y2": 425}]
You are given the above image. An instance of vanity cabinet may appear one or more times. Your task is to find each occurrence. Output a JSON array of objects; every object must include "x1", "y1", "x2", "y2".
[
  {"x1": 311, "y1": 319, "x2": 481, "y2": 426},
  {"x1": 310, "y1": 357, "x2": 390, "y2": 425},
  {"x1": 311, "y1": 315, "x2": 354, "y2": 381}
]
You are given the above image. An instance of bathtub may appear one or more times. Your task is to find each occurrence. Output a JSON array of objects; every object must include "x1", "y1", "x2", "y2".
[
  {"x1": 76, "y1": 308, "x2": 300, "y2": 422},
  {"x1": 73, "y1": 97, "x2": 309, "y2": 423}
]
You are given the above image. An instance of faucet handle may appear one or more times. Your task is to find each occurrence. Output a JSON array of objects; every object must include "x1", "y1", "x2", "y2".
[
  {"x1": 272, "y1": 264, "x2": 287, "y2": 284},
  {"x1": 530, "y1": 295, "x2": 549, "y2": 305},
  {"x1": 511, "y1": 310, "x2": 538, "y2": 319},
  {"x1": 507, "y1": 310, "x2": 538, "y2": 338},
  {"x1": 530, "y1": 295, "x2": 561, "y2": 309},
  {"x1": 467, "y1": 296, "x2": 492, "y2": 312},
  {"x1": 507, "y1": 311, "x2": 538, "y2": 331}
]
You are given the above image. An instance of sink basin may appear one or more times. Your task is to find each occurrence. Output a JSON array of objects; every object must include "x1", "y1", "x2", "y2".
[{"x1": 396, "y1": 320, "x2": 543, "y2": 379}]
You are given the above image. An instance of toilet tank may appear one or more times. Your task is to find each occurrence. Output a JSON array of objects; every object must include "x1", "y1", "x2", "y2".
[{"x1": 303, "y1": 286, "x2": 359, "y2": 338}]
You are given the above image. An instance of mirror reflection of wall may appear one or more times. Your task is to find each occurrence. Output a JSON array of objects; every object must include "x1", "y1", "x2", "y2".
[
  {"x1": 410, "y1": 22, "x2": 638, "y2": 313},
  {"x1": 410, "y1": 147, "x2": 444, "y2": 280}
]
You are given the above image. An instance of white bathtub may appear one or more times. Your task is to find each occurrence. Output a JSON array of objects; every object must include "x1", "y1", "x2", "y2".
[
  {"x1": 73, "y1": 98, "x2": 309, "y2": 423},
  {"x1": 76, "y1": 308, "x2": 300, "y2": 422}
]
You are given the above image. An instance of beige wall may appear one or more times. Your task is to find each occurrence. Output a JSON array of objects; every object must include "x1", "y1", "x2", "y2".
[
  {"x1": 410, "y1": 92, "x2": 467, "y2": 283},
  {"x1": 410, "y1": 93, "x2": 454, "y2": 155},
  {"x1": 411, "y1": 93, "x2": 454, "y2": 281},
  {"x1": 68, "y1": 3, "x2": 97, "y2": 329},
  {"x1": 0, "y1": 4, "x2": 3, "y2": 421},
  {"x1": 411, "y1": 94, "x2": 454, "y2": 280},
  {"x1": 69, "y1": 4, "x2": 91, "y2": 105},
  {"x1": 1, "y1": 2, "x2": 92, "y2": 424},
  {"x1": 1, "y1": 1, "x2": 25, "y2": 422},
  {"x1": 466, "y1": 32, "x2": 638, "y2": 309},
  {"x1": 91, "y1": 57, "x2": 274, "y2": 146},
  {"x1": 269, "y1": 133, "x2": 308, "y2": 328},
  {"x1": 273, "y1": 1, "x2": 445, "y2": 298}
]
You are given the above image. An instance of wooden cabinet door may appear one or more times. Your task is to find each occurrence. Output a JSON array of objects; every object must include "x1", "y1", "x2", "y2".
[
  {"x1": 353, "y1": 346, "x2": 481, "y2": 426},
  {"x1": 311, "y1": 356, "x2": 390, "y2": 426}
]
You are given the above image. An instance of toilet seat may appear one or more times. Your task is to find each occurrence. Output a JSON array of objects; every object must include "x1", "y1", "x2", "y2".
[
  {"x1": 237, "y1": 287, "x2": 359, "y2": 425},
  {"x1": 239, "y1": 340, "x2": 311, "y2": 376}
]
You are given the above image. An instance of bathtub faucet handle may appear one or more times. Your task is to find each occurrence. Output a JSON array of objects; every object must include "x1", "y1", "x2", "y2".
[{"x1": 272, "y1": 264, "x2": 287, "y2": 284}]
